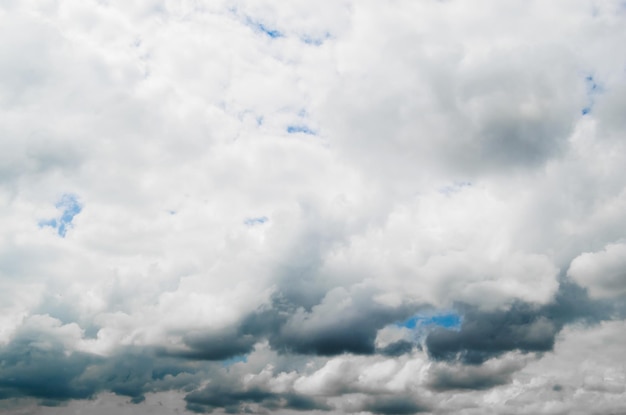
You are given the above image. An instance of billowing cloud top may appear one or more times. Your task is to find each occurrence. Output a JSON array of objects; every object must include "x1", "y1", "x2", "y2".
[{"x1": 1, "y1": 0, "x2": 626, "y2": 414}]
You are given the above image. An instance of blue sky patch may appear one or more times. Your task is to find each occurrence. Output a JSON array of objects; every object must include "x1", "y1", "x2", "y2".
[
  {"x1": 39, "y1": 194, "x2": 83, "y2": 237},
  {"x1": 38, "y1": 218, "x2": 57, "y2": 229},
  {"x1": 301, "y1": 32, "x2": 331, "y2": 46},
  {"x1": 399, "y1": 312, "x2": 462, "y2": 331},
  {"x1": 287, "y1": 125, "x2": 316, "y2": 135},
  {"x1": 244, "y1": 216, "x2": 268, "y2": 226},
  {"x1": 246, "y1": 18, "x2": 282, "y2": 38}
]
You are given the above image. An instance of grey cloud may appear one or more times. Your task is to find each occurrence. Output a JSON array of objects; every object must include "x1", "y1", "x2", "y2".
[
  {"x1": 427, "y1": 358, "x2": 524, "y2": 392},
  {"x1": 32, "y1": 294, "x2": 80, "y2": 325},
  {"x1": 568, "y1": 242, "x2": 626, "y2": 298},
  {"x1": 362, "y1": 395, "x2": 430, "y2": 415},
  {"x1": 184, "y1": 377, "x2": 330, "y2": 414},
  {"x1": 167, "y1": 329, "x2": 257, "y2": 361},
  {"x1": 321, "y1": 22, "x2": 582, "y2": 185},
  {"x1": 31, "y1": 293, "x2": 100, "y2": 336},
  {"x1": 0, "y1": 336, "x2": 99, "y2": 402},
  {"x1": 378, "y1": 340, "x2": 415, "y2": 357},
  {"x1": 272, "y1": 217, "x2": 360, "y2": 312},
  {"x1": 260, "y1": 288, "x2": 420, "y2": 357},
  {"x1": 449, "y1": 48, "x2": 579, "y2": 173},
  {"x1": 159, "y1": 285, "x2": 420, "y2": 363},
  {"x1": 425, "y1": 279, "x2": 613, "y2": 364},
  {"x1": 473, "y1": 112, "x2": 570, "y2": 170},
  {"x1": 0, "y1": 15, "x2": 61, "y2": 104},
  {"x1": 203, "y1": 287, "x2": 422, "y2": 359},
  {"x1": 583, "y1": 376, "x2": 626, "y2": 395},
  {"x1": 426, "y1": 309, "x2": 557, "y2": 364},
  {"x1": 0, "y1": 327, "x2": 205, "y2": 406},
  {"x1": 490, "y1": 381, "x2": 626, "y2": 415},
  {"x1": 165, "y1": 278, "x2": 614, "y2": 367}
]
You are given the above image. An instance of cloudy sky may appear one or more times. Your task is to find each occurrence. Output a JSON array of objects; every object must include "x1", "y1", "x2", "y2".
[{"x1": 1, "y1": 0, "x2": 626, "y2": 414}]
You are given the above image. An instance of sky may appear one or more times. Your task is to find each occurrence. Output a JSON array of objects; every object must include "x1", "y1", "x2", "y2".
[{"x1": 1, "y1": 0, "x2": 626, "y2": 414}]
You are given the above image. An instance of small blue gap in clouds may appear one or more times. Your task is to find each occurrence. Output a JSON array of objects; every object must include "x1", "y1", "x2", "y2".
[
  {"x1": 222, "y1": 355, "x2": 248, "y2": 368},
  {"x1": 56, "y1": 194, "x2": 82, "y2": 237},
  {"x1": 39, "y1": 194, "x2": 83, "y2": 237},
  {"x1": 302, "y1": 37, "x2": 323, "y2": 46},
  {"x1": 247, "y1": 18, "x2": 283, "y2": 38},
  {"x1": 399, "y1": 312, "x2": 462, "y2": 331},
  {"x1": 244, "y1": 216, "x2": 268, "y2": 226},
  {"x1": 38, "y1": 218, "x2": 57, "y2": 229},
  {"x1": 287, "y1": 125, "x2": 316, "y2": 135},
  {"x1": 581, "y1": 107, "x2": 591, "y2": 115},
  {"x1": 301, "y1": 32, "x2": 331, "y2": 46}
]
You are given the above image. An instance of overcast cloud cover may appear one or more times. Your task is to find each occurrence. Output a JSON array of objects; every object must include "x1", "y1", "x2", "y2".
[{"x1": 1, "y1": 0, "x2": 626, "y2": 414}]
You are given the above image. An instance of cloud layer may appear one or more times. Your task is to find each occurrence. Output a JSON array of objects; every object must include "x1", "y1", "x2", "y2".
[{"x1": 1, "y1": 0, "x2": 626, "y2": 414}]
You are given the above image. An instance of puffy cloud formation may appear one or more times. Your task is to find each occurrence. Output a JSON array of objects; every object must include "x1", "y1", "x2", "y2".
[
  {"x1": 1, "y1": 0, "x2": 625, "y2": 414},
  {"x1": 569, "y1": 242, "x2": 626, "y2": 298}
]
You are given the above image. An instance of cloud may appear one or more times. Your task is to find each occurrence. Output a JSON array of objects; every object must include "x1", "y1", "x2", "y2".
[
  {"x1": 425, "y1": 279, "x2": 613, "y2": 364},
  {"x1": 568, "y1": 242, "x2": 626, "y2": 298},
  {"x1": 184, "y1": 375, "x2": 331, "y2": 414},
  {"x1": 426, "y1": 353, "x2": 526, "y2": 392},
  {"x1": 0, "y1": 315, "x2": 206, "y2": 406},
  {"x1": 378, "y1": 340, "x2": 415, "y2": 358},
  {"x1": 361, "y1": 395, "x2": 429, "y2": 415},
  {"x1": 266, "y1": 286, "x2": 420, "y2": 356},
  {"x1": 1, "y1": 0, "x2": 626, "y2": 414},
  {"x1": 166, "y1": 328, "x2": 257, "y2": 361}
]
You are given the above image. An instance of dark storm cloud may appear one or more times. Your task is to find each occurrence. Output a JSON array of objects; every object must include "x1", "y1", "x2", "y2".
[
  {"x1": 425, "y1": 278, "x2": 613, "y2": 364},
  {"x1": 0, "y1": 326, "x2": 205, "y2": 406}
]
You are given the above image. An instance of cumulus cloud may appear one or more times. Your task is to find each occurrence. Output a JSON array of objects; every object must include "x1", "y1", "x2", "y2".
[
  {"x1": 0, "y1": 315, "x2": 206, "y2": 406},
  {"x1": 1, "y1": 0, "x2": 626, "y2": 414},
  {"x1": 568, "y1": 242, "x2": 626, "y2": 298},
  {"x1": 426, "y1": 353, "x2": 526, "y2": 392}
]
